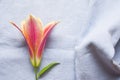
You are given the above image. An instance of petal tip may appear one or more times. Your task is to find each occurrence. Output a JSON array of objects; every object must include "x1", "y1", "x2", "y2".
[
  {"x1": 29, "y1": 14, "x2": 36, "y2": 20},
  {"x1": 29, "y1": 14, "x2": 33, "y2": 18},
  {"x1": 9, "y1": 21, "x2": 14, "y2": 25},
  {"x1": 9, "y1": 21, "x2": 18, "y2": 28},
  {"x1": 53, "y1": 21, "x2": 60, "y2": 26}
]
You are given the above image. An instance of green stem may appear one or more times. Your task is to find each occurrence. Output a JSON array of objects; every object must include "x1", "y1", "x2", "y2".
[{"x1": 34, "y1": 67, "x2": 38, "y2": 80}]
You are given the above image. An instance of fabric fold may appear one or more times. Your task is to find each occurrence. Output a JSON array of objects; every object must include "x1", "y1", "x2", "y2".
[{"x1": 75, "y1": 1, "x2": 120, "y2": 75}]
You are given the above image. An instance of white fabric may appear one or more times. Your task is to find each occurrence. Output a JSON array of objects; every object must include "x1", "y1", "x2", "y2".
[{"x1": 0, "y1": 0, "x2": 120, "y2": 80}]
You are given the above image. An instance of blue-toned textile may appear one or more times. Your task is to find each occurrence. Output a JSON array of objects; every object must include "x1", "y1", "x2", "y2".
[{"x1": 0, "y1": 0, "x2": 120, "y2": 80}]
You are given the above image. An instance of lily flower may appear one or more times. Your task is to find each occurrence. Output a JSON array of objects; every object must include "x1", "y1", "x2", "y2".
[{"x1": 10, "y1": 15, "x2": 58, "y2": 68}]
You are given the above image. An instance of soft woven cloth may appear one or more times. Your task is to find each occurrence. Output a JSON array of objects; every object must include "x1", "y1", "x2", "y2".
[{"x1": 0, "y1": 0, "x2": 120, "y2": 80}]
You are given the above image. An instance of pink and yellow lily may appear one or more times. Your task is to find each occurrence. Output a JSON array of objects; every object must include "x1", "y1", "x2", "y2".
[{"x1": 10, "y1": 15, "x2": 58, "y2": 68}]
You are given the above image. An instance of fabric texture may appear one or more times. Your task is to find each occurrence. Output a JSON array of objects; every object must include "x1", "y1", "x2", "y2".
[{"x1": 0, "y1": 0, "x2": 120, "y2": 80}]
